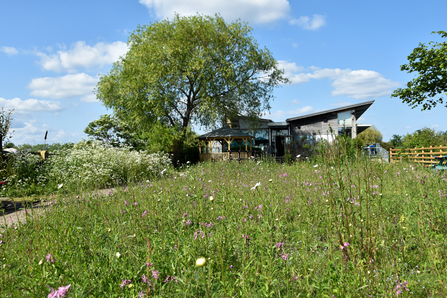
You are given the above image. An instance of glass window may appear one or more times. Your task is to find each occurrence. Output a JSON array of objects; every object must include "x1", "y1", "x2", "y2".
[
  {"x1": 272, "y1": 129, "x2": 289, "y2": 136},
  {"x1": 338, "y1": 111, "x2": 352, "y2": 125}
]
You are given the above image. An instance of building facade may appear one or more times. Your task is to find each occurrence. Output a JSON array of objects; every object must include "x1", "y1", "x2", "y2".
[{"x1": 229, "y1": 100, "x2": 375, "y2": 157}]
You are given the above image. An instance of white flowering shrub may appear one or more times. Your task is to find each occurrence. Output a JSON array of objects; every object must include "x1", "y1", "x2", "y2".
[
  {"x1": 46, "y1": 141, "x2": 172, "y2": 190},
  {"x1": 0, "y1": 151, "x2": 50, "y2": 196}
]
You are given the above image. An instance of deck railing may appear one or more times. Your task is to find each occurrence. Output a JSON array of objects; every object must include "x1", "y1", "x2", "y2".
[{"x1": 199, "y1": 151, "x2": 257, "y2": 162}]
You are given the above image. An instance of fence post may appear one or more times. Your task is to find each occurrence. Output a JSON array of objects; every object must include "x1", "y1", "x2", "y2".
[{"x1": 430, "y1": 146, "x2": 433, "y2": 164}]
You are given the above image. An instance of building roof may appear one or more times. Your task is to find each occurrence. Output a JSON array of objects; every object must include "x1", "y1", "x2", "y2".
[
  {"x1": 285, "y1": 100, "x2": 375, "y2": 122},
  {"x1": 267, "y1": 122, "x2": 288, "y2": 128},
  {"x1": 196, "y1": 127, "x2": 254, "y2": 139}
]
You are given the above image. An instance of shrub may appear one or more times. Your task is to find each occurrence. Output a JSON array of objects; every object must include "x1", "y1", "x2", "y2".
[{"x1": 46, "y1": 141, "x2": 172, "y2": 190}]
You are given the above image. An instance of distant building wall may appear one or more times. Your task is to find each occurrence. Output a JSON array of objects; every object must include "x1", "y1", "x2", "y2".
[{"x1": 289, "y1": 114, "x2": 338, "y2": 141}]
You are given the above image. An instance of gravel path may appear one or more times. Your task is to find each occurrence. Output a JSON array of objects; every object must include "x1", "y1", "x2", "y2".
[{"x1": 0, "y1": 188, "x2": 116, "y2": 231}]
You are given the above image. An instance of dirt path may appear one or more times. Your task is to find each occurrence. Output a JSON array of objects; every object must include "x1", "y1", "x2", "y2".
[{"x1": 0, "y1": 188, "x2": 116, "y2": 231}]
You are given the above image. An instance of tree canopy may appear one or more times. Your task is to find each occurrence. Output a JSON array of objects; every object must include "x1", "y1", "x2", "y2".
[
  {"x1": 84, "y1": 114, "x2": 140, "y2": 147},
  {"x1": 356, "y1": 125, "x2": 383, "y2": 145},
  {"x1": 95, "y1": 14, "x2": 288, "y2": 155},
  {"x1": 392, "y1": 31, "x2": 447, "y2": 110}
]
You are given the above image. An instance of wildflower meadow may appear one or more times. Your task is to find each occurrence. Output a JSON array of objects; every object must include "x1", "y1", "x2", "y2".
[{"x1": 1, "y1": 140, "x2": 446, "y2": 297}]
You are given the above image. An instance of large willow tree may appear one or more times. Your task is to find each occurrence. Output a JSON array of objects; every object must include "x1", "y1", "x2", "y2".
[{"x1": 95, "y1": 14, "x2": 288, "y2": 157}]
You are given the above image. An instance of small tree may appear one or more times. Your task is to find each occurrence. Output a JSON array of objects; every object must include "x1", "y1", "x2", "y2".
[
  {"x1": 84, "y1": 114, "x2": 139, "y2": 147},
  {"x1": 357, "y1": 125, "x2": 383, "y2": 145}
]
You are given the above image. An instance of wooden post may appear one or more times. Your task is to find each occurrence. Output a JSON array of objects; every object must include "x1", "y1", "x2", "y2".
[{"x1": 430, "y1": 146, "x2": 433, "y2": 164}]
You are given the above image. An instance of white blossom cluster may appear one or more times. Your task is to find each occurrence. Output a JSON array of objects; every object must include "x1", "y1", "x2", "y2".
[{"x1": 45, "y1": 141, "x2": 172, "y2": 189}]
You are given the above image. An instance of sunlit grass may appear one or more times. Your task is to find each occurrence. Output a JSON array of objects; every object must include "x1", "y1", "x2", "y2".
[{"x1": 1, "y1": 144, "x2": 447, "y2": 297}]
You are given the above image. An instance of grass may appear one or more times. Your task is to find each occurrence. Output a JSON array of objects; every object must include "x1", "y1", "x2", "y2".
[{"x1": 1, "y1": 143, "x2": 447, "y2": 297}]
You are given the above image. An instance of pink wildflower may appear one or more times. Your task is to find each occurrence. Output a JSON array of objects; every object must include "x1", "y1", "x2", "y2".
[{"x1": 47, "y1": 284, "x2": 71, "y2": 298}]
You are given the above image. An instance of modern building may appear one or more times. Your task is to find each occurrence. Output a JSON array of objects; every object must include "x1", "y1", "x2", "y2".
[{"x1": 198, "y1": 100, "x2": 375, "y2": 159}]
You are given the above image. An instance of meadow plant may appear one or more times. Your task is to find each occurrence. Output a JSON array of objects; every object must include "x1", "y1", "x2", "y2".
[{"x1": 1, "y1": 143, "x2": 446, "y2": 297}]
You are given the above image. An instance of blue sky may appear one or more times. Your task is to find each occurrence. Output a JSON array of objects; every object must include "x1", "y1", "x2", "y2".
[{"x1": 1, "y1": 0, "x2": 446, "y2": 145}]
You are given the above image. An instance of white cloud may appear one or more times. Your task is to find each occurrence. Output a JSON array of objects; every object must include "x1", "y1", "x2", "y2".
[
  {"x1": 289, "y1": 14, "x2": 326, "y2": 30},
  {"x1": 28, "y1": 73, "x2": 98, "y2": 99},
  {"x1": 12, "y1": 121, "x2": 49, "y2": 144},
  {"x1": 12, "y1": 121, "x2": 80, "y2": 144},
  {"x1": 331, "y1": 100, "x2": 353, "y2": 107},
  {"x1": 36, "y1": 41, "x2": 128, "y2": 73},
  {"x1": 265, "y1": 106, "x2": 314, "y2": 121},
  {"x1": 432, "y1": 124, "x2": 439, "y2": 128},
  {"x1": 0, "y1": 97, "x2": 62, "y2": 113},
  {"x1": 277, "y1": 61, "x2": 400, "y2": 100},
  {"x1": 81, "y1": 94, "x2": 99, "y2": 103},
  {"x1": 291, "y1": 100, "x2": 301, "y2": 105},
  {"x1": 0, "y1": 46, "x2": 19, "y2": 55},
  {"x1": 139, "y1": 0, "x2": 291, "y2": 24}
]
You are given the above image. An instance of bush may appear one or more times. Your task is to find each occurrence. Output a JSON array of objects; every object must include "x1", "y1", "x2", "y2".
[
  {"x1": 0, "y1": 141, "x2": 172, "y2": 197},
  {"x1": 46, "y1": 141, "x2": 172, "y2": 190}
]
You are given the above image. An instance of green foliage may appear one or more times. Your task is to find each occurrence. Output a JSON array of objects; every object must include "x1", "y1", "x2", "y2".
[
  {"x1": 0, "y1": 151, "x2": 50, "y2": 197},
  {"x1": 392, "y1": 31, "x2": 447, "y2": 110},
  {"x1": 402, "y1": 127, "x2": 447, "y2": 148},
  {"x1": 16, "y1": 142, "x2": 75, "y2": 152},
  {"x1": 389, "y1": 134, "x2": 404, "y2": 148},
  {"x1": 2, "y1": 153, "x2": 447, "y2": 296},
  {"x1": 0, "y1": 141, "x2": 172, "y2": 197},
  {"x1": 389, "y1": 128, "x2": 447, "y2": 149},
  {"x1": 84, "y1": 114, "x2": 144, "y2": 149},
  {"x1": 96, "y1": 14, "x2": 288, "y2": 155},
  {"x1": 46, "y1": 141, "x2": 172, "y2": 190},
  {"x1": 356, "y1": 125, "x2": 383, "y2": 145}
]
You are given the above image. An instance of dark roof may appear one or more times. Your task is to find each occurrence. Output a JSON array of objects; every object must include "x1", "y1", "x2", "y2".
[
  {"x1": 267, "y1": 122, "x2": 288, "y2": 127},
  {"x1": 285, "y1": 100, "x2": 375, "y2": 122},
  {"x1": 357, "y1": 124, "x2": 371, "y2": 134},
  {"x1": 196, "y1": 127, "x2": 254, "y2": 139}
]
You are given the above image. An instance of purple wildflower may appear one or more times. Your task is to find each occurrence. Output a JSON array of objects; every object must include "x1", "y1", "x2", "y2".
[
  {"x1": 138, "y1": 291, "x2": 145, "y2": 298},
  {"x1": 282, "y1": 253, "x2": 289, "y2": 261},
  {"x1": 142, "y1": 210, "x2": 148, "y2": 217},
  {"x1": 120, "y1": 279, "x2": 131, "y2": 289},
  {"x1": 46, "y1": 254, "x2": 56, "y2": 263},
  {"x1": 152, "y1": 271, "x2": 159, "y2": 280},
  {"x1": 276, "y1": 242, "x2": 284, "y2": 248},
  {"x1": 47, "y1": 284, "x2": 71, "y2": 298},
  {"x1": 142, "y1": 274, "x2": 148, "y2": 283},
  {"x1": 194, "y1": 230, "x2": 205, "y2": 240}
]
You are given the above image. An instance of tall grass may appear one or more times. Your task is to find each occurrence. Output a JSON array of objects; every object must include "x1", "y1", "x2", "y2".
[{"x1": 1, "y1": 140, "x2": 446, "y2": 297}]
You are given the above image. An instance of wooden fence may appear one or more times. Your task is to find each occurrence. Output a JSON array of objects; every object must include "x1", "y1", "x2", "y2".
[{"x1": 390, "y1": 145, "x2": 446, "y2": 164}]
